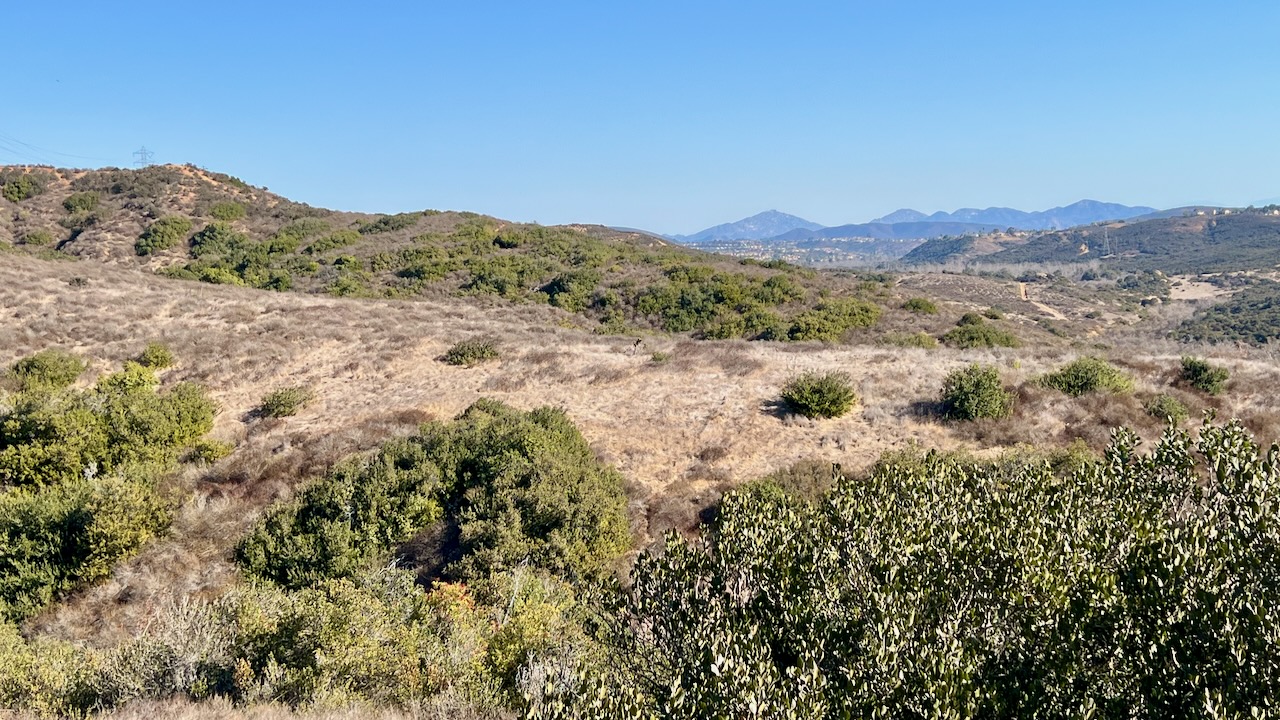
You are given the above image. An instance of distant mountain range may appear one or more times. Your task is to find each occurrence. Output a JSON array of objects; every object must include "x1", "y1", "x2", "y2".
[
  {"x1": 673, "y1": 210, "x2": 823, "y2": 243},
  {"x1": 675, "y1": 200, "x2": 1159, "y2": 245},
  {"x1": 868, "y1": 200, "x2": 1156, "y2": 231}
]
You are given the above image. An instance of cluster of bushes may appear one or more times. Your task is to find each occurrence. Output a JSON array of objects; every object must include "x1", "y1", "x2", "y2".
[
  {"x1": 0, "y1": 349, "x2": 216, "y2": 622},
  {"x1": 237, "y1": 399, "x2": 631, "y2": 587},
  {"x1": 535, "y1": 420, "x2": 1280, "y2": 718},
  {"x1": 1177, "y1": 281, "x2": 1280, "y2": 345},
  {"x1": 441, "y1": 339, "x2": 499, "y2": 367},
  {"x1": 0, "y1": 565, "x2": 580, "y2": 716},
  {"x1": 1, "y1": 172, "x2": 47, "y2": 202},
  {"x1": 941, "y1": 312, "x2": 1021, "y2": 349},
  {"x1": 135, "y1": 216, "x2": 193, "y2": 255}
]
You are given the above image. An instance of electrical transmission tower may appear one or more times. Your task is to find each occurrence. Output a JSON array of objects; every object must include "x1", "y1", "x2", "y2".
[{"x1": 132, "y1": 146, "x2": 154, "y2": 167}]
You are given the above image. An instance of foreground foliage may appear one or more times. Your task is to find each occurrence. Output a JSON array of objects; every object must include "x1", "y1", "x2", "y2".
[
  {"x1": 0, "y1": 351, "x2": 216, "y2": 622},
  {"x1": 535, "y1": 420, "x2": 1280, "y2": 719}
]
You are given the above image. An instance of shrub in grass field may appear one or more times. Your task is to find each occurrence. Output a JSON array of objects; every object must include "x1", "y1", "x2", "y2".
[
  {"x1": 1040, "y1": 356, "x2": 1134, "y2": 396},
  {"x1": 902, "y1": 297, "x2": 939, "y2": 314},
  {"x1": 780, "y1": 371, "x2": 857, "y2": 419},
  {"x1": 941, "y1": 363, "x2": 1014, "y2": 420},
  {"x1": 442, "y1": 339, "x2": 499, "y2": 367},
  {"x1": 940, "y1": 314, "x2": 1021, "y2": 349},
  {"x1": 882, "y1": 331, "x2": 938, "y2": 349},
  {"x1": 258, "y1": 386, "x2": 315, "y2": 418},
  {"x1": 136, "y1": 342, "x2": 174, "y2": 369},
  {"x1": 1180, "y1": 356, "x2": 1229, "y2": 395},
  {"x1": 7, "y1": 349, "x2": 85, "y2": 391},
  {"x1": 19, "y1": 229, "x2": 54, "y2": 246},
  {"x1": 1145, "y1": 393, "x2": 1189, "y2": 425}
]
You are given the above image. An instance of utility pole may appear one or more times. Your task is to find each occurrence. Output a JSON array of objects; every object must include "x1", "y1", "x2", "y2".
[{"x1": 132, "y1": 146, "x2": 154, "y2": 167}]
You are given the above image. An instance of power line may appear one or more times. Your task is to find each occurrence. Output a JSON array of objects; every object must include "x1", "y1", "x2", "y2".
[
  {"x1": 133, "y1": 146, "x2": 155, "y2": 167},
  {"x1": 0, "y1": 131, "x2": 117, "y2": 164}
]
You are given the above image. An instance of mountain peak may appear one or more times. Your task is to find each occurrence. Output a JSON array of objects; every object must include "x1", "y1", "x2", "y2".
[{"x1": 678, "y1": 210, "x2": 823, "y2": 243}]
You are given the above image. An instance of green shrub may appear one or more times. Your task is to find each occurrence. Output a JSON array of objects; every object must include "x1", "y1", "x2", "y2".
[
  {"x1": 136, "y1": 342, "x2": 174, "y2": 369},
  {"x1": 1, "y1": 175, "x2": 42, "y2": 202},
  {"x1": 0, "y1": 476, "x2": 170, "y2": 623},
  {"x1": 1144, "y1": 393, "x2": 1189, "y2": 425},
  {"x1": 186, "y1": 438, "x2": 233, "y2": 464},
  {"x1": 303, "y1": 229, "x2": 361, "y2": 255},
  {"x1": 1180, "y1": 356, "x2": 1229, "y2": 395},
  {"x1": 787, "y1": 298, "x2": 882, "y2": 341},
  {"x1": 135, "y1": 216, "x2": 193, "y2": 256},
  {"x1": 881, "y1": 331, "x2": 938, "y2": 349},
  {"x1": 239, "y1": 399, "x2": 631, "y2": 586},
  {"x1": 941, "y1": 363, "x2": 1013, "y2": 420},
  {"x1": 189, "y1": 222, "x2": 248, "y2": 259},
  {"x1": 941, "y1": 320, "x2": 1021, "y2": 349},
  {"x1": 359, "y1": 213, "x2": 422, "y2": 234},
  {"x1": 780, "y1": 371, "x2": 857, "y2": 419},
  {"x1": 548, "y1": 420, "x2": 1280, "y2": 718},
  {"x1": 957, "y1": 311, "x2": 986, "y2": 326},
  {"x1": 901, "y1": 297, "x2": 939, "y2": 314},
  {"x1": 207, "y1": 201, "x2": 245, "y2": 221},
  {"x1": 257, "y1": 386, "x2": 314, "y2": 418},
  {"x1": 1040, "y1": 356, "x2": 1134, "y2": 396},
  {"x1": 18, "y1": 229, "x2": 54, "y2": 246},
  {"x1": 442, "y1": 339, "x2": 499, "y2": 367},
  {"x1": 983, "y1": 307, "x2": 1005, "y2": 320},
  {"x1": 650, "y1": 351, "x2": 671, "y2": 363},
  {"x1": 62, "y1": 192, "x2": 99, "y2": 214},
  {"x1": 7, "y1": 349, "x2": 85, "y2": 391}
]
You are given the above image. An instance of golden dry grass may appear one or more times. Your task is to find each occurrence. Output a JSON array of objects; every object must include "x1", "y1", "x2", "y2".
[{"x1": 4, "y1": 252, "x2": 1280, "y2": 648}]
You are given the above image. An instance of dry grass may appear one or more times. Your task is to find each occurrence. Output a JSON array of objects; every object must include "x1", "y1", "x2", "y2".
[
  {"x1": 7, "y1": 696, "x2": 504, "y2": 720},
  {"x1": 3, "y1": 252, "x2": 1280, "y2": 646}
]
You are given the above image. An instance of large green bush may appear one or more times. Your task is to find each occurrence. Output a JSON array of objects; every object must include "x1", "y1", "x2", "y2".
[
  {"x1": 238, "y1": 399, "x2": 630, "y2": 587},
  {"x1": 779, "y1": 371, "x2": 857, "y2": 419},
  {"x1": 62, "y1": 192, "x2": 100, "y2": 214},
  {"x1": 1040, "y1": 356, "x2": 1134, "y2": 396},
  {"x1": 0, "y1": 352, "x2": 216, "y2": 622},
  {"x1": 537, "y1": 420, "x2": 1280, "y2": 718},
  {"x1": 135, "y1": 216, "x2": 194, "y2": 256},
  {"x1": 941, "y1": 315, "x2": 1021, "y2": 348},
  {"x1": 441, "y1": 339, "x2": 499, "y2": 367},
  {"x1": 256, "y1": 386, "x2": 314, "y2": 418},
  {"x1": 1, "y1": 175, "x2": 43, "y2": 202},
  {"x1": 940, "y1": 363, "x2": 1013, "y2": 420},
  {"x1": 901, "y1": 297, "x2": 939, "y2": 314},
  {"x1": 207, "y1": 201, "x2": 245, "y2": 221},
  {"x1": 1180, "y1": 356, "x2": 1229, "y2": 395},
  {"x1": 7, "y1": 349, "x2": 85, "y2": 391},
  {"x1": 786, "y1": 298, "x2": 881, "y2": 341}
]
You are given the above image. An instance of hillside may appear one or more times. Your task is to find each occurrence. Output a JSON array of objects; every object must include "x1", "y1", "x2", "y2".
[
  {"x1": 0, "y1": 165, "x2": 894, "y2": 343},
  {"x1": 5, "y1": 165, "x2": 1280, "y2": 718},
  {"x1": 900, "y1": 210, "x2": 1280, "y2": 273}
]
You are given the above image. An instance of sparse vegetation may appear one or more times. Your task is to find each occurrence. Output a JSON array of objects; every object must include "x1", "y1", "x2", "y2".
[
  {"x1": 256, "y1": 385, "x2": 315, "y2": 418},
  {"x1": 441, "y1": 339, "x2": 499, "y2": 367},
  {"x1": 1040, "y1": 356, "x2": 1134, "y2": 396},
  {"x1": 1181, "y1": 356, "x2": 1229, "y2": 395},
  {"x1": 780, "y1": 371, "x2": 857, "y2": 419},
  {"x1": 19, "y1": 229, "x2": 54, "y2": 246},
  {"x1": 940, "y1": 363, "x2": 1013, "y2": 420}
]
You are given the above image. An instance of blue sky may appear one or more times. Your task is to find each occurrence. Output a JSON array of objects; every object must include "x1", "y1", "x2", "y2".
[{"x1": 5, "y1": 1, "x2": 1279, "y2": 234}]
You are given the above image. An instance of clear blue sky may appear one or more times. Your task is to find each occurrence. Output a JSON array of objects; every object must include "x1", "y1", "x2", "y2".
[{"x1": 5, "y1": 1, "x2": 1278, "y2": 234}]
